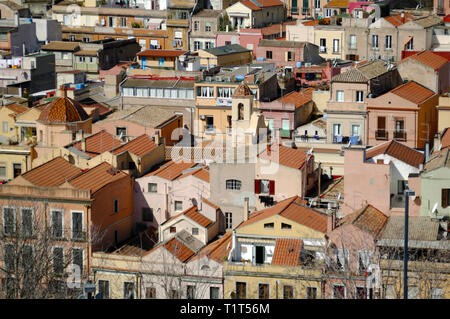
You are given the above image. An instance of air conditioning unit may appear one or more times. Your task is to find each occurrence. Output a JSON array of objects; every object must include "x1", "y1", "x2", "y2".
[
  {"x1": 224, "y1": 77, "x2": 231, "y2": 82},
  {"x1": 205, "y1": 76, "x2": 212, "y2": 82}
]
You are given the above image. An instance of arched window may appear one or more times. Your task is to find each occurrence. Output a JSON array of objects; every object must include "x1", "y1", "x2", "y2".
[
  {"x1": 238, "y1": 103, "x2": 244, "y2": 120},
  {"x1": 226, "y1": 179, "x2": 241, "y2": 190}
]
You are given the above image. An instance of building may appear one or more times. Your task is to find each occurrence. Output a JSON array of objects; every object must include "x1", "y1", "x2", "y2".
[
  {"x1": 40, "y1": 41, "x2": 80, "y2": 71},
  {"x1": 198, "y1": 44, "x2": 253, "y2": 68},
  {"x1": 437, "y1": 94, "x2": 450, "y2": 134},
  {"x1": 225, "y1": 0, "x2": 285, "y2": 29},
  {"x1": 0, "y1": 103, "x2": 28, "y2": 144},
  {"x1": 191, "y1": 10, "x2": 222, "y2": 51},
  {"x1": 0, "y1": 16, "x2": 40, "y2": 56},
  {"x1": 366, "y1": 81, "x2": 438, "y2": 149},
  {"x1": 343, "y1": 141, "x2": 425, "y2": 216},
  {"x1": 137, "y1": 49, "x2": 187, "y2": 70},
  {"x1": 434, "y1": 0, "x2": 450, "y2": 15},
  {"x1": 224, "y1": 195, "x2": 327, "y2": 299},
  {"x1": 0, "y1": 144, "x2": 35, "y2": 182}
]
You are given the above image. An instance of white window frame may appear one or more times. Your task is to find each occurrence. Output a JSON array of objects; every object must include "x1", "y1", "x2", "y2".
[
  {"x1": 336, "y1": 90, "x2": 344, "y2": 102},
  {"x1": 349, "y1": 34, "x2": 356, "y2": 49},
  {"x1": 225, "y1": 212, "x2": 232, "y2": 229},
  {"x1": 333, "y1": 39, "x2": 339, "y2": 53},
  {"x1": 356, "y1": 90, "x2": 364, "y2": 102},
  {"x1": 385, "y1": 35, "x2": 392, "y2": 49},
  {"x1": 351, "y1": 124, "x2": 361, "y2": 137},
  {"x1": 71, "y1": 210, "x2": 84, "y2": 240},
  {"x1": 372, "y1": 35, "x2": 379, "y2": 49},
  {"x1": 226, "y1": 179, "x2": 242, "y2": 190},
  {"x1": 174, "y1": 200, "x2": 183, "y2": 212}
]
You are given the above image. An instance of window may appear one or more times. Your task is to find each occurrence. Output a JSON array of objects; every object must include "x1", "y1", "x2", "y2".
[
  {"x1": 349, "y1": 35, "x2": 356, "y2": 49},
  {"x1": 3, "y1": 243, "x2": 15, "y2": 271},
  {"x1": 124, "y1": 282, "x2": 135, "y2": 299},
  {"x1": 406, "y1": 37, "x2": 413, "y2": 50},
  {"x1": 13, "y1": 163, "x2": 21, "y2": 178},
  {"x1": 442, "y1": 188, "x2": 450, "y2": 208},
  {"x1": 333, "y1": 39, "x2": 339, "y2": 53},
  {"x1": 356, "y1": 91, "x2": 364, "y2": 102},
  {"x1": 142, "y1": 207, "x2": 154, "y2": 222},
  {"x1": 193, "y1": 41, "x2": 202, "y2": 51},
  {"x1": 170, "y1": 226, "x2": 176, "y2": 233},
  {"x1": 205, "y1": 116, "x2": 214, "y2": 131},
  {"x1": 372, "y1": 35, "x2": 379, "y2": 49},
  {"x1": 205, "y1": 22, "x2": 211, "y2": 32},
  {"x1": 356, "y1": 286, "x2": 367, "y2": 299},
  {"x1": 3, "y1": 207, "x2": 16, "y2": 235},
  {"x1": 72, "y1": 248, "x2": 83, "y2": 271},
  {"x1": 193, "y1": 21, "x2": 199, "y2": 31},
  {"x1": 51, "y1": 210, "x2": 63, "y2": 238},
  {"x1": 113, "y1": 199, "x2": 118, "y2": 213},
  {"x1": 238, "y1": 103, "x2": 244, "y2": 120},
  {"x1": 376, "y1": 116, "x2": 387, "y2": 139},
  {"x1": 259, "y1": 180, "x2": 270, "y2": 194},
  {"x1": 187, "y1": 285, "x2": 196, "y2": 299},
  {"x1": 385, "y1": 35, "x2": 392, "y2": 49},
  {"x1": 217, "y1": 87, "x2": 235, "y2": 98},
  {"x1": 146, "y1": 287, "x2": 156, "y2": 298},
  {"x1": 0, "y1": 163, "x2": 6, "y2": 177},
  {"x1": 307, "y1": 287, "x2": 317, "y2": 299},
  {"x1": 116, "y1": 127, "x2": 127, "y2": 137},
  {"x1": 333, "y1": 123, "x2": 342, "y2": 137},
  {"x1": 267, "y1": 119, "x2": 274, "y2": 131},
  {"x1": 52, "y1": 247, "x2": 64, "y2": 274},
  {"x1": 287, "y1": 51, "x2": 295, "y2": 61},
  {"x1": 226, "y1": 179, "x2": 241, "y2": 190},
  {"x1": 225, "y1": 212, "x2": 232, "y2": 229},
  {"x1": 197, "y1": 86, "x2": 214, "y2": 98},
  {"x1": 98, "y1": 280, "x2": 110, "y2": 299},
  {"x1": 169, "y1": 289, "x2": 179, "y2": 299},
  {"x1": 266, "y1": 51, "x2": 272, "y2": 59},
  {"x1": 431, "y1": 288, "x2": 443, "y2": 299},
  {"x1": 72, "y1": 212, "x2": 83, "y2": 240},
  {"x1": 174, "y1": 31, "x2": 183, "y2": 39},
  {"x1": 21, "y1": 208, "x2": 33, "y2": 237},
  {"x1": 281, "y1": 223, "x2": 292, "y2": 230},
  {"x1": 236, "y1": 282, "x2": 246, "y2": 299},
  {"x1": 210, "y1": 287, "x2": 219, "y2": 299},
  {"x1": 2, "y1": 121, "x2": 8, "y2": 133},
  {"x1": 21, "y1": 245, "x2": 33, "y2": 272},
  {"x1": 333, "y1": 285, "x2": 345, "y2": 299},
  {"x1": 192, "y1": 227, "x2": 199, "y2": 235},
  {"x1": 336, "y1": 90, "x2": 344, "y2": 102},
  {"x1": 320, "y1": 38, "x2": 326, "y2": 52},
  {"x1": 174, "y1": 201, "x2": 183, "y2": 211},
  {"x1": 258, "y1": 283, "x2": 269, "y2": 299},
  {"x1": 283, "y1": 285, "x2": 294, "y2": 299},
  {"x1": 225, "y1": 41, "x2": 231, "y2": 45},
  {"x1": 352, "y1": 125, "x2": 360, "y2": 137},
  {"x1": 147, "y1": 183, "x2": 157, "y2": 193},
  {"x1": 264, "y1": 222, "x2": 274, "y2": 229},
  {"x1": 255, "y1": 246, "x2": 265, "y2": 264}
]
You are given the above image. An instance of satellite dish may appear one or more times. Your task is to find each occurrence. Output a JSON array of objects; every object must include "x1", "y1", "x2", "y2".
[{"x1": 432, "y1": 202, "x2": 438, "y2": 214}]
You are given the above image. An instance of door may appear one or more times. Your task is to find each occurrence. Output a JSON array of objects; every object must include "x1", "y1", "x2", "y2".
[{"x1": 255, "y1": 246, "x2": 265, "y2": 265}]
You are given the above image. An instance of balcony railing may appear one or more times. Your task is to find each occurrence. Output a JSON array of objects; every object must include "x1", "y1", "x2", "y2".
[
  {"x1": 393, "y1": 130, "x2": 406, "y2": 141},
  {"x1": 320, "y1": 46, "x2": 326, "y2": 53},
  {"x1": 375, "y1": 129, "x2": 388, "y2": 140}
]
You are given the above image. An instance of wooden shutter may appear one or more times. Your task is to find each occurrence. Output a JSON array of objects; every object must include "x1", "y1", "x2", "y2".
[
  {"x1": 443, "y1": 189, "x2": 449, "y2": 208},
  {"x1": 269, "y1": 180, "x2": 275, "y2": 195},
  {"x1": 377, "y1": 116, "x2": 386, "y2": 129},
  {"x1": 254, "y1": 179, "x2": 260, "y2": 194}
]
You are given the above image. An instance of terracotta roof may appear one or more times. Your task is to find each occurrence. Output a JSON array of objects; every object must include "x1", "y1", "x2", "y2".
[
  {"x1": 380, "y1": 216, "x2": 439, "y2": 241},
  {"x1": 441, "y1": 128, "x2": 450, "y2": 150},
  {"x1": 21, "y1": 157, "x2": 82, "y2": 188},
  {"x1": 271, "y1": 238, "x2": 303, "y2": 266},
  {"x1": 337, "y1": 204, "x2": 388, "y2": 238},
  {"x1": 164, "y1": 237, "x2": 196, "y2": 262},
  {"x1": 40, "y1": 41, "x2": 80, "y2": 52},
  {"x1": 411, "y1": 15, "x2": 442, "y2": 28},
  {"x1": 164, "y1": 206, "x2": 213, "y2": 228},
  {"x1": 402, "y1": 51, "x2": 449, "y2": 71},
  {"x1": 202, "y1": 197, "x2": 220, "y2": 210},
  {"x1": 333, "y1": 60, "x2": 388, "y2": 83},
  {"x1": 365, "y1": 139, "x2": 425, "y2": 168},
  {"x1": 324, "y1": 0, "x2": 348, "y2": 8},
  {"x1": 38, "y1": 96, "x2": 90, "y2": 124},
  {"x1": 241, "y1": 0, "x2": 261, "y2": 10},
  {"x1": 4, "y1": 103, "x2": 28, "y2": 115},
  {"x1": 238, "y1": 196, "x2": 327, "y2": 233},
  {"x1": 111, "y1": 134, "x2": 158, "y2": 157},
  {"x1": 389, "y1": 81, "x2": 435, "y2": 104},
  {"x1": 145, "y1": 160, "x2": 197, "y2": 180},
  {"x1": 74, "y1": 50, "x2": 98, "y2": 56},
  {"x1": 384, "y1": 13, "x2": 415, "y2": 27},
  {"x1": 190, "y1": 232, "x2": 232, "y2": 263},
  {"x1": 302, "y1": 18, "x2": 330, "y2": 26},
  {"x1": 278, "y1": 88, "x2": 313, "y2": 108},
  {"x1": 137, "y1": 49, "x2": 187, "y2": 58},
  {"x1": 332, "y1": 68, "x2": 367, "y2": 83},
  {"x1": 258, "y1": 144, "x2": 308, "y2": 169},
  {"x1": 232, "y1": 83, "x2": 253, "y2": 97},
  {"x1": 69, "y1": 130, "x2": 122, "y2": 157},
  {"x1": 177, "y1": 166, "x2": 210, "y2": 182},
  {"x1": 69, "y1": 162, "x2": 128, "y2": 193}
]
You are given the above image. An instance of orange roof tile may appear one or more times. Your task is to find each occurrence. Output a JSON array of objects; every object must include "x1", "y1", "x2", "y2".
[
  {"x1": 258, "y1": 144, "x2": 308, "y2": 169},
  {"x1": 38, "y1": 96, "x2": 90, "y2": 124},
  {"x1": 5, "y1": 103, "x2": 28, "y2": 115},
  {"x1": 233, "y1": 83, "x2": 253, "y2": 97},
  {"x1": 241, "y1": 0, "x2": 261, "y2": 10},
  {"x1": 177, "y1": 166, "x2": 210, "y2": 182},
  {"x1": 164, "y1": 237, "x2": 196, "y2": 262},
  {"x1": 202, "y1": 197, "x2": 220, "y2": 210},
  {"x1": 164, "y1": 206, "x2": 213, "y2": 228},
  {"x1": 68, "y1": 162, "x2": 128, "y2": 193},
  {"x1": 337, "y1": 204, "x2": 388, "y2": 237},
  {"x1": 302, "y1": 18, "x2": 330, "y2": 26},
  {"x1": 384, "y1": 13, "x2": 415, "y2": 27},
  {"x1": 137, "y1": 49, "x2": 187, "y2": 58},
  {"x1": 389, "y1": 81, "x2": 435, "y2": 104},
  {"x1": 324, "y1": 0, "x2": 348, "y2": 8},
  {"x1": 190, "y1": 232, "x2": 232, "y2": 263},
  {"x1": 405, "y1": 51, "x2": 449, "y2": 71},
  {"x1": 278, "y1": 88, "x2": 313, "y2": 108},
  {"x1": 111, "y1": 134, "x2": 158, "y2": 157},
  {"x1": 146, "y1": 160, "x2": 197, "y2": 180},
  {"x1": 69, "y1": 130, "x2": 122, "y2": 157},
  {"x1": 238, "y1": 196, "x2": 327, "y2": 233},
  {"x1": 271, "y1": 238, "x2": 303, "y2": 266},
  {"x1": 441, "y1": 128, "x2": 450, "y2": 150},
  {"x1": 365, "y1": 140, "x2": 425, "y2": 168},
  {"x1": 21, "y1": 157, "x2": 82, "y2": 187}
]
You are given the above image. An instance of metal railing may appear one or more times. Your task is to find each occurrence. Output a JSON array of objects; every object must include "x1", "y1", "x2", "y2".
[{"x1": 375, "y1": 129, "x2": 388, "y2": 140}]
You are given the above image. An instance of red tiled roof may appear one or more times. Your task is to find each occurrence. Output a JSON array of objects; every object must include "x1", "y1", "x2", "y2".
[
  {"x1": 177, "y1": 166, "x2": 210, "y2": 182},
  {"x1": 38, "y1": 96, "x2": 90, "y2": 124},
  {"x1": 278, "y1": 88, "x2": 313, "y2": 108},
  {"x1": 164, "y1": 237, "x2": 196, "y2": 262},
  {"x1": 441, "y1": 128, "x2": 450, "y2": 150},
  {"x1": 324, "y1": 0, "x2": 349, "y2": 8},
  {"x1": 21, "y1": 157, "x2": 82, "y2": 188},
  {"x1": 137, "y1": 50, "x2": 187, "y2": 58},
  {"x1": 337, "y1": 204, "x2": 388, "y2": 237},
  {"x1": 271, "y1": 238, "x2": 303, "y2": 266},
  {"x1": 302, "y1": 18, "x2": 330, "y2": 26},
  {"x1": 404, "y1": 51, "x2": 449, "y2": 71},
  {"x1": 365, "y1": 139, "x2": 425, "y2": 168},
  {"x1": 202, "y1": 197, "x2": 220, "y2": 210},
  {"x1": 384, "y1": 12, "x2": 415, "y2": 27},
  {"x1": 68, "y1": 162, "x2": 128, "y2": 194},
  {"x1": 111, "y1": 134, "x2": 158, "y2": 157},
  {"x1": 165, "y1": 206, "x2": 213, "y2": 228},
  {"x1": 190, "y1": 232, "x2": 232, "y2": 263},
  {"x1": 5, "y1": 103, "x2": 28, "y2": 115},
  {"x1": 145, "y1": 160, "x2": 197, "y2": 180},
  {"x1": 258, "y1": 144, "x2": 308, "y2": 169},
  {"x1": 238, "y1": 196, "x2": 327, "y2": 233},
  {"x1": 389, "y1": 81, "x2": 435, "y2": 104},
  {"x1": 69, "y1": 130, "x2": 122, "y2": 157}
]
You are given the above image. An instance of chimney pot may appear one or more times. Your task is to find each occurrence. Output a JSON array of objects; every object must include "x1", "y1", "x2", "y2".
[{"x1": 243, "y1": 197, "x2": 249, "y2": 221}]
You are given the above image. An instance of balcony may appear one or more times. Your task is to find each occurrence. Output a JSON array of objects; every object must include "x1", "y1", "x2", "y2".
[
  {"x1": 375, "y1": 129, "x2": 388, "y2": 140},
  {"x1": 393, "y1": 130, "x2": 406, "y2": 141}
]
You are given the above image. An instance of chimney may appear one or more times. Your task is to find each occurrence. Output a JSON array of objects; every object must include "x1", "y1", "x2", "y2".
[
  {"x1": 425, "y1": 142, "x2": 430, "y2": 162},
  {"x1": 401, "y1": 11, "x2": 405, "y2": 24},
  {"x1": 154, "y1": 131, "x2": 161, "y2": 145},
  {"x1": 81, "y1": 138, "x2": 86, "y2": 152},
  {"x1": 243, "y1": 197, "x2": 249, "y2": 221},
  {"x1": 60, "y1": 85, "x2": 67, "y2": 98}
]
